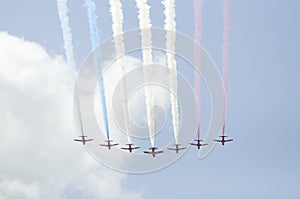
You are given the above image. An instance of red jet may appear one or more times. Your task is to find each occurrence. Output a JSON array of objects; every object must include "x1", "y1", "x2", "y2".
[
  {"x1": 121, "y1": 144, "x2": 140, "y2": 153},
  {"x1": 99, "y1": 140, "x2": 119, "y2": 150},
  {"x1": 168, "y1": 144, "x2": 186, "y2": 153},
  {"x1": 190, "y1": 139, "x2": 208, "y2": 149},
  {"x1": 74, "y1": 136, "x2": 93, "y2": 145},
  {"x1": 144, "y1": 147, "x2": 164, "y2": 158},
  {"x1": 214, "y1": 135, "x2": 233, "y2": 146}
]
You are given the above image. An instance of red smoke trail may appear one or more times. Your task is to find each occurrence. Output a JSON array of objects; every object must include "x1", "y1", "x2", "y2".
[
  {"x1": 194, "y1": 0, "x2": 203, "y2": 140},
  {"x1": 222, "y1": 0, "x2": 230, "y2": 136}
]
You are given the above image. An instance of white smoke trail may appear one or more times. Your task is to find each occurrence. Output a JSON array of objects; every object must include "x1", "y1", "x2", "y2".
[
  {"x1": 109, "y1": 0, "x2": 132, "y2": 143},
  {"x1": 57, "y1": 0, "x2": 85, "y2": 138},
  {"x1": 135, "y1": 0, "x2": 155, "y2": 147},
  {"x1": 194, "y1": 0, "x2": 203, "y2": 140},
  {"x1": 56, "y1": 0, "x2": 76, "y2": 75},
  {"x1": 162, "y1": 0, "x2": 179, "y2": 144}
]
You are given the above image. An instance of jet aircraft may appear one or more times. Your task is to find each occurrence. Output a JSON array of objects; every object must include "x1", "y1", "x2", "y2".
[
  {"x1": 121, "y1": 144, "x2": 140, "y2": 153},
  {"x1": 214, "y1": 135, "x2": 233, "y2": 146},
  {"x1": 144, "y1": 147, "x2": 164, "y2": 158},
  {"x1": 99, "y1": 140, "x2": 119, "y2": 150},
  {"x1": 190, "y1": 139, "x2": 208, "y2": 149},
  {"x1": 168, "y1": 144, "x2": 186, "y2": 153},
  {"x1": 73, "y1": 136, "x2": 93, "y2": 145}
]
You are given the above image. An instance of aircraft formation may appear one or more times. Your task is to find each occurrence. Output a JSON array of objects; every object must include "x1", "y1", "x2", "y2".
[
  {"x1": 73, "y1": 133, "x2": 233, "y2": 158},
  {"x1": 64, "y1": 0, "x2": 234, "y2": 159}
]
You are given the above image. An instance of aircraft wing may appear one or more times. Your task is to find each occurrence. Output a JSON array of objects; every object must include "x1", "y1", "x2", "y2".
[
  {"x1": 74, "y1": 139, "x2": 83, "y2": 142},
  {"x1": 85, "y1": 139, "x2": 94, "y2": 142},
  {"x1": 213, "y1": 140, "x2": 222, "y2": 142},
  {"x1": 144, "y1": 150, "x2": 163, "y2": 155},
  {"x1": 168, "y1": 147, "x2": 186, "y2": 150},
  {"x1": 144, "y1": 151, "x2": 162, "y2": 154},
  {"x1": 121, "y1": 146, "x2": 137, "y2": 150},
  {"x1": 225, "y1": 139, "x2": 233, "y2": 142}
]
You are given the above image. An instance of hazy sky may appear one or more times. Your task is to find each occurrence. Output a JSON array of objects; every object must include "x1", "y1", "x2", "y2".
[{"x1": 1, "y1": 0, "x2": 300, "y2": 198}]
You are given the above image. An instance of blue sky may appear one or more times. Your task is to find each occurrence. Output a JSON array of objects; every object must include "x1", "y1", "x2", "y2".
[{"x1": 1, "y1": 0, "x2": 300, "y2": 198}]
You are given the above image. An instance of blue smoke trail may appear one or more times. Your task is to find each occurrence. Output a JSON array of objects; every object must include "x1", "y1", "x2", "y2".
[
  {"x1": 85, "y1": 0, "x2": 110, "y2": 140},
  {"x1": 85, "y1": 0, "x2": 100, "y2": 49}
]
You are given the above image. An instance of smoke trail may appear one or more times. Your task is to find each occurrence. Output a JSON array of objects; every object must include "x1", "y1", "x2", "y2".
[
  {"x1": 57, "y1": 0, "x2": 86, "y2": 137},
  {"x1": 109, "y1": 0, "x2": 132, "y2": 143},
  {"x1": 222, "y1": 0, "x2": 230, "y2": 135},
  {"x1": 135, "y1": 0, "x2": 155, "y2": 147},
  {"x1": 162, "y1": 0, "x2": 180, "y2": 144},
  {"x1": 74, "y1": 91, "x2": 85, "y2": 136},
  {"x1": 56, "y1": 0, "x2": 76, "y2": 74},
  {"x1": 85, "y1": 0, "x2": 110, "y2": 139},
  {"x1": 85, "y1": 0, "x2": 100, "y2": 49},
  {"x1": 193, "y1": 0, "x2": 203, "y2": 140}
]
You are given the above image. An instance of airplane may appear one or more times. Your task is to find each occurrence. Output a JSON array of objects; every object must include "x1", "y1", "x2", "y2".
[
  {"x1": 190, "y1": 139, "x2": 208, "y2": 149},
  {"x1": 73, "y1": 135, "x2": 93, "y2": 145},
  {"x1": 168, "y1": 144, "x2": 186, "y2": 153},
  {"x1": 144, "y1": 147, "x2": 164, "y2": 158},
  {"x1": 121, "y1": 144, "x2": 140, "y2": 153},
  {"x1": 99, "y1": 140, "x2": 119, "y2": 150},
  {"x1": 214, "y1": 135, "x2": 233, "y2": 146}
]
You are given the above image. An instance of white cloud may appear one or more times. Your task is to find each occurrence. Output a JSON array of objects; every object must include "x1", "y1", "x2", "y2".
[
  {"x1": 0, "y1": 32, "x2": 143, "y2": 199},
  {"x1": 0, "y1": 177, "x2": 39, "y2": 199}
]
